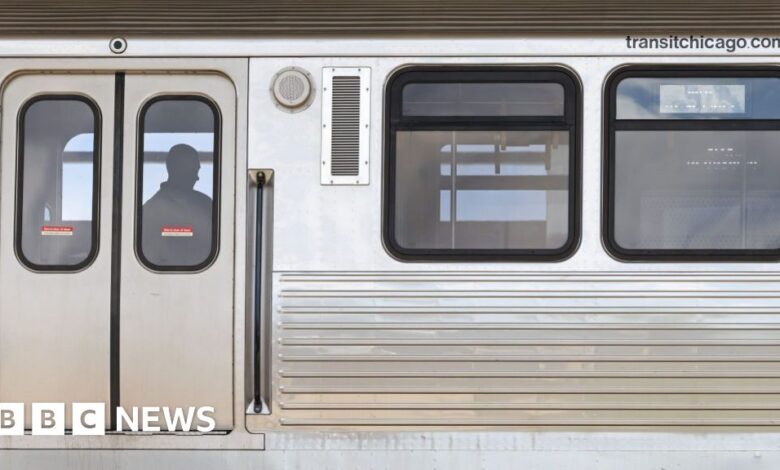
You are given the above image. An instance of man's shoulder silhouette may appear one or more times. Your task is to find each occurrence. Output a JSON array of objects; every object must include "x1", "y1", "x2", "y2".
[
  {"x1": 144, "y1": 184, "x2": 212, "y2": 208},
  {"x1": 140, "y1": 143, "x2": 214, "y2": 266}
]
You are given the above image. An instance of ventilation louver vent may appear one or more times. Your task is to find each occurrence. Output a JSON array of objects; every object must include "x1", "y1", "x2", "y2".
[
  {"x1": 321, "y1": 67, "x2": 370, "y2": 185},
  {"x1": 330, "y1": 76, "x2": 360, "y2": 176}
]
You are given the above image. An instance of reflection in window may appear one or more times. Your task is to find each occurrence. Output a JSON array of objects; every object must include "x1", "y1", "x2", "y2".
[
  {"x1": 62, "y1": 161, "x2": 94, "y2": 220},
  {"x1": 137, "y1": 98, "x2": 219, "y2": 270},
  {"x1": 403, "y1": 82, "x2": 565, "y2": 116},
  {"x1": 395, "y1": 130, "x2": 569, "y2": 250},
  {"x1": 17, "y1": 97, "x2": 99, "y2": 269},
  {"x1": 614, "y1": 131, "x2": 780, "y2": 250},
  {"x1": 607, "y1": 69, "x2": 780, "y2": 258},
  {"x1": 384, "y1": 68, "x2": 576, "y2": 260},
  {"x1": 616, "y1": 77, "x2": 780, "y2": 119},
  {"x1": 385, "y1": 68, "x2": 578, "y2": 260}
]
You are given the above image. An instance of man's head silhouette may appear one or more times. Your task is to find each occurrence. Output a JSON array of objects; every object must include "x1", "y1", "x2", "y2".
[{"x1": 165, "y1": 144, "x2": 201, "y2": 190}]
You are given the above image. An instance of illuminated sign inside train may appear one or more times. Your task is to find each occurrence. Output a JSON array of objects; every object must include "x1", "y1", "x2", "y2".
[{"x1": 659, "y1": 84, "x2": 746, "y2": 114}]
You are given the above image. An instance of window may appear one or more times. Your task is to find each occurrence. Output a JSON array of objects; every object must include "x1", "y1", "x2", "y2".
[
  {"x1": 16, "y1": 96, "x2": 100, "y2": 270},
  {"x1": 605, "y1": 67, "x2": 780, "y2": 260},
  {"x1": 384, "y1": 67, "x2": 580, "y2": 261},
  {"x1": 136, "y1": 96, "x2": 220, "y2": 271}
]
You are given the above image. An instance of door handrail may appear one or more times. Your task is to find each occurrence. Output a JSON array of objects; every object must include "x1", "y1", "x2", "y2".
[{"x1": 253, "y1": 171, "x2": 266, "y2": 414}]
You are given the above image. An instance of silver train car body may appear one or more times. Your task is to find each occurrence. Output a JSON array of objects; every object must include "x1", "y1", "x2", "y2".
[{"x1": 3, "y1": 2, "x2": 780, "y2": 468}]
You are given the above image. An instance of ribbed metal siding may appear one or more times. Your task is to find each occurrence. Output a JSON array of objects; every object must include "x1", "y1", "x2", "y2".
[
  {"x1": 276, "y1": 272, "x2": 780, "y2": 427},
  {"x1": 4, "y1": 1, "x2": 780, "y2": 35}
]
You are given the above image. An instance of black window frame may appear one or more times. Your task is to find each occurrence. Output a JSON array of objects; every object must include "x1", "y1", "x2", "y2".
[
  {"x1": 14, "y1": 94, "x2": 102, "y2": 272},
  {"x1": 603, "y1": 65, "x2": 780, "y2": 262},
  {"x1": 135, "y1": 94, "x2": 222, "y2": 272},
  {"x1": 383, "y1": 66, "x2": 581, "y2": 262}
]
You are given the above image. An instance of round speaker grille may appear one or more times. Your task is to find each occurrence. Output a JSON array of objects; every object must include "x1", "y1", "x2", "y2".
[{"x1": 272, "y1": 68, "x2": 312, "y2": 110}]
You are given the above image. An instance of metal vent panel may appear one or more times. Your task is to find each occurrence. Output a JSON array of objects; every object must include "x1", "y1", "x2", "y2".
[
  {"x1": 331, "y1": 76, "x2": 360, "y2": 176},
  {"x1": 321, "y1": 67, "x2": 370, "y2": 185}
]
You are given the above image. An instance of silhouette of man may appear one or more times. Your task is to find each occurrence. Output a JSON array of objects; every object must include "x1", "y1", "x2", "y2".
[{"x1": 141, "y1": 143, "x2": 213, "y2": 266}]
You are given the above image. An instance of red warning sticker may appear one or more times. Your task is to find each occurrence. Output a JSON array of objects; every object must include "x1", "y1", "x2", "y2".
[
  {"x1": 161, "y1": 226, "x2": 193, "y2": 237},
  {"x1": 40, "y1": 225, "x2": 74, "y2": 236}
]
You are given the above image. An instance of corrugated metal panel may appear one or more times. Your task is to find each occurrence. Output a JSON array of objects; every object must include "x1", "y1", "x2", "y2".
[
  {"x1": 3, "y1": 1, "x2": 780, "y2": 36},
  {"x1": 276, "y1": 272, "x2": 780, "y2": 427}
]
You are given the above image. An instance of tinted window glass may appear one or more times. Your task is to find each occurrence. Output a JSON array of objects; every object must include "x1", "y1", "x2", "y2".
[
  {"x1": 385, "y1": 68, "x2": 579, "y2": 260},
  {"x1": 614, "y1": 131, "x2": 780, "y2": 250},
  {"x1": 137, "y1": 97, "x2": 219, "y2": 270},
  {"x1": 403, "y1": 82, "x2": 564, "y2": 116},
  {"x1": 616, "y1": 77, "x2": 780, "y2": 119},
  {"x1": 395, "y1": 130, "x2": 570, "y2": 250},
  {"x1": 17, "y1": 97, "x2": 99, "y2": 269},
  {"x1": 606, "y1": 68, "x2": 780, "y2": 259}
]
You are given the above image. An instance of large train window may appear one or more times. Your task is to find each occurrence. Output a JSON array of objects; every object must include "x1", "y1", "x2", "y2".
[
  {"x1": 136, "y1": 96, "x2": 220, "y2": 271},
  {"x1": 15, "y1": 95, "x2": 100, "y2": 271},
  {"x1": 605, "y1": 67, "x2": 780, "y2": 261},
  {"x1": 383, "y1": 67, "x2": 580, "y2": 261}
]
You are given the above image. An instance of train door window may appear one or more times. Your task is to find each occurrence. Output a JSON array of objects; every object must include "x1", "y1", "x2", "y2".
[
  {"x1": 136, "y1": 96, "x2": 220, "y2": 270},
  {"x1": 605, "y1": 67, "x2": 780, "y2": 260},
  {"x1": 16, "y1": 96, "x2": 100, "y2": 270},
  {"x1": 384, "y1": 68, "x2": 580, "y2": 261}
]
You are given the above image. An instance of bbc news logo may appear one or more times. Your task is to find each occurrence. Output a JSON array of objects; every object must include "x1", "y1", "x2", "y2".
[{"x1": 0, "y1": 403, "x2": 216, "y2": 435}]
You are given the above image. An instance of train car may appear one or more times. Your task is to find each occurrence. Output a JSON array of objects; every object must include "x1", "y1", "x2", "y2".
[{"x1": 3, "y1": 1, "x2": 780, "y2": 468}]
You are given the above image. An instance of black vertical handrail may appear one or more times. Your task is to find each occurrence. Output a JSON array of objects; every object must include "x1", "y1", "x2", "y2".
[{"x1": 253, "y1": 172, "x2": 266, "y2": 413}]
